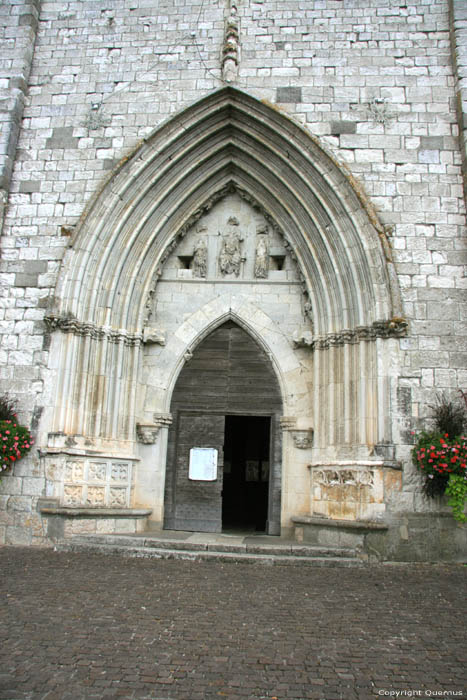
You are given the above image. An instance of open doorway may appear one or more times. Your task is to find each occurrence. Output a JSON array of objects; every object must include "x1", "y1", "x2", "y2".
[
  {"x1": 164, "y1": 321, "x2": 282, "y2": 534},
  {"x1": 222, "y1": 415, "x2": 271, "y2": 532}
]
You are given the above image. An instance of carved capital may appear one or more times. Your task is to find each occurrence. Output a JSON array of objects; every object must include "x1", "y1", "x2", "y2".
[
  {"x1": 136, "y1": 424, "x2": 160, "y2": 444},
  {"x1": 143, "y1": 327, "x2": 166, "y2": 345},
  {"x1": 136, "y1": 414, "x2": 172, "y2": 444},
  {"x1": 292, "y1": 330, "x2": 314, "y2": 348},
  {"x1": 291, "y1": 429, "x2": 314, "y2": 449}
]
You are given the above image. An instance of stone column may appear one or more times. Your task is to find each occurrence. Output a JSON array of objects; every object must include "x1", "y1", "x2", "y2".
[{"x1": 135, "y1": 414, "x2": 172, "y2": 528}]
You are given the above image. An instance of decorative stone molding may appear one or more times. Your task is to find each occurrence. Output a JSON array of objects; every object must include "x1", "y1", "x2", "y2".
[
  {"x1": 367, "y1": 97, "x2": 393, "y2": 126},
  {"x1": 312, "y1": 467, "x2": 375, "y2": 488},
  {"x1": 222, "y1": 1, "x2": 239, "y2": 83},
  {"x1": 136, "y1": 424, "x2": 160, "y2": 444},
  {"x1": 142, "y1": 327, "x2": 166, "y2": 345},
  {"x1": 280, "y1": 421, "x2": 313, "y2": 446},
  {"x1": 83, "y1": 103, "x2": 111, "y2": 131},
  {"x1": 44, "y1": 315, "x2": 143, "y2": 346},
  {"x1": 308, "y1": 462, "x2": 402, "y2": 522},
  {"x1": 291, "y1": 429, "x2": 314, "y2": 449},
  {"x1": 60, "y1": 457, "x2": 133, "y2": 508},
  {"x1": 280, "y1": 416, "x2": 297, "y2": 431},
  {"x1": 293, "y1": 318, "x2": 408, "y2": 350},
  {"x1": 136, "y1": 414, "x2": 172, "y2": 444},
  {"x1": 58, "y1": 88, "x2": 401, "y2": 351},
  {"x1": 153, "y1": 413, "x2": 173, "y2": 429}
]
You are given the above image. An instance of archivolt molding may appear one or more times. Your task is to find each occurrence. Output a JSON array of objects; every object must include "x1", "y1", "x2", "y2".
[
  {"x1": 55, "y1": 87, "x2": 401, "y2": 340},
  {"x1": 46, "y1": 88, "x2": 403, "y2": 446}
]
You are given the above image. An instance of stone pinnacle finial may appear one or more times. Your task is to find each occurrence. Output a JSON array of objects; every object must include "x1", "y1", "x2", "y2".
[{"x1": 222, "y1": 1, "x2": 239, "y2": 83}]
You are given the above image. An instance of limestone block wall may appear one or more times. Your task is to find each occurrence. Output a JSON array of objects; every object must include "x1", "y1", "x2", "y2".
[
  {"x1": 0, "y1": 0, "x2": 466, "y2": 547},
  {"x1": 0, "y1": 0, "x2": 40, "y2": 229}
]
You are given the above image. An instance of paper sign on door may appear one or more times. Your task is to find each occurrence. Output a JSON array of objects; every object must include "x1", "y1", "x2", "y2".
[{"x1": 188, "y1": 447, "x2": 218, "y2": 481}]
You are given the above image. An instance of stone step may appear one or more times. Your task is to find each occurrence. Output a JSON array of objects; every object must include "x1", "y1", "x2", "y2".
[
  {"x1": 55, "y1": 533, "x2": 365, "y2": 567},
  {"x1": 64, "y1": 533, "x2": 358, "y2": 558}
]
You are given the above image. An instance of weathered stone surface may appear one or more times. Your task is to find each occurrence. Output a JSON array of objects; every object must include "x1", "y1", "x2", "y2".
[{"x1": 0, "y1": 0, "x2": 465, "y2": 558}]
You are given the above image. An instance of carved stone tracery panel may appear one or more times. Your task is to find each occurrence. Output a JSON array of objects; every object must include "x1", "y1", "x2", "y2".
[{"x1": 61, "y1": 458, "x2": 133, "y2": 507}]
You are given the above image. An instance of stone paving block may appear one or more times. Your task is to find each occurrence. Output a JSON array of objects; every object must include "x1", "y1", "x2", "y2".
[
  {"x1": 1, "y1": 548, "x2": 465, "y2": 699},
  {"x1": 0, "y1": 0, "x2": 467, "y2": 560}
]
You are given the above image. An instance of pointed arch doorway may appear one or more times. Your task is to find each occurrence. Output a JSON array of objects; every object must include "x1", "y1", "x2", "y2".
[{"x1": 163, "y1": 321, "x2": 283, "y2": 535}]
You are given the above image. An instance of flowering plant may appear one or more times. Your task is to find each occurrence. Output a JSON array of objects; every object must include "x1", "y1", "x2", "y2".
[
  {"x1": 413, "y1": 432, "x2": 467, "y2": 483},
  {"x1": 0, "y1": 419, "x2": 34, "y2": 474},
  {"x1": 412, "y1": 394, "x2": 467, "y2": 522},
  {"x1": 0, "y1": 395, "x2": 34, "y2": 476}
]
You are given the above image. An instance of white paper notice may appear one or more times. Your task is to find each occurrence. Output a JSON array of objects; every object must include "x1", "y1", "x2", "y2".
[{"x1": 188, "y1": 447, "x2": 218, "y2": 481}]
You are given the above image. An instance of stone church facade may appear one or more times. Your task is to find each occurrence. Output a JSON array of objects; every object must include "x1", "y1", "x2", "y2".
[{"x1": 0, "y1": 0, "x2": 466, "y2": 559}]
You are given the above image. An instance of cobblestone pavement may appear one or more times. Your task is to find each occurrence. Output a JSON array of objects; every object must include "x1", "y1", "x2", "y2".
[{"x1": 1, "y1": 548, "x2": 466, "y2": 700}]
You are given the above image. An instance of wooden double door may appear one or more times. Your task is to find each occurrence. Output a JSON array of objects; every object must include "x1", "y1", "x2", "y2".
[{"x1": 163, "y1": 322, "x2": 282, "y2": 534}]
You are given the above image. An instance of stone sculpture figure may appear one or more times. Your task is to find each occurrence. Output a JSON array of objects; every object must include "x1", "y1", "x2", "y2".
[
  {"x1": 192, "y1": 236, "x2": 208, "y2": 278},
  {"x1": 254, "y1": 234, "x2": 269, "y2": 278},
  {"x1": 219, "y1": 216, "x2": 244, "y2": 276}
]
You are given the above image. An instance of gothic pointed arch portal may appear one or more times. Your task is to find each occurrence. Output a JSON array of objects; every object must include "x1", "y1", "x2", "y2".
[
  {"x1": 164, "y1": 321, "x2": 283, "y2": 535},
  {"x1": 43, "y1": 87, "x2": 406, "y2": 531}
]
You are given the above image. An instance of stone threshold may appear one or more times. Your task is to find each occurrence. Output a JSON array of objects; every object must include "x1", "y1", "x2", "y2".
[
  {"x1": 38, "y1": 505, "x2": 152, "y2": 518},
  {"x1": 292, "y1": 515, "x2": 388, "y2": 531}
]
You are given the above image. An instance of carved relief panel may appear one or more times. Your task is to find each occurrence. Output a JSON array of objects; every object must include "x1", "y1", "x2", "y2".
[
  {"x1": 154, "y1": 193, "x2": 296, "y2": 284},
  {"x1": 61, "y1": 458, "x2": 132, "y2": 507}
]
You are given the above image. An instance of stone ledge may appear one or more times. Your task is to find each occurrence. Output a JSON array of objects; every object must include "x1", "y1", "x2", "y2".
[
  {"x1": 39, "y1": 506, "x2": 152, "y2": 518},
  {"x1": 292, "y1": 515, "x2": 388, "y2": 531},
  {"x1": 308, "y1": 460, "x2": 401, "y2": 471}
]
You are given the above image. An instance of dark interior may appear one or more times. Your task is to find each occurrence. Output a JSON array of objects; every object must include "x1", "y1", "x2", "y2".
[{"x1": 222, "y1": 415, "x2": 270, "y2": 532}]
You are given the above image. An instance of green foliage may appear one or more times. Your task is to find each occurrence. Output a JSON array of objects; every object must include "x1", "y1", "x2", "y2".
[
  {"x1": 431, "y1": 393, "x2": 467, "y2": 438},
  {"x1": 445, "y1": 474, "x2": 467, "y2": 523},
  {"x1": 0, "y1": 394, "x2": 17, "y2": 422},
  {"x1": 412, "y1": 393, "x2": 467, "y2": 505}
]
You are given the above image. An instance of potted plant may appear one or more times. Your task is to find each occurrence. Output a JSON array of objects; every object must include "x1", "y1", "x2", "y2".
[
  {"x1": 0, "y1": 395, "x2": 34, "y2": 478},
  {"x1": 412, "y1": 393, "x2": 467, "y2": 523}
]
